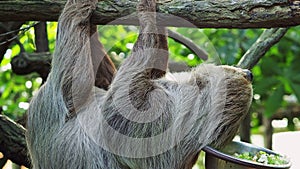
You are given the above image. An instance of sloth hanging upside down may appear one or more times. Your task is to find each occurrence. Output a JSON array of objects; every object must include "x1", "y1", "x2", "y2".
[{"x1": 26, "y1": 0, "x2": 253, "y2": 169}]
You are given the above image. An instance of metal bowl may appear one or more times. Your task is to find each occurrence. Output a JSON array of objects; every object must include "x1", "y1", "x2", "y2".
[{"x1": 203, "y1": 141, "x2": 291, "y2": 169}]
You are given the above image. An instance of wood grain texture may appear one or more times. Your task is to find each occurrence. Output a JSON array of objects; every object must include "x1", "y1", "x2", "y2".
[{"x1": 0, "y1": 0, "x2": 300, "y2": 28}]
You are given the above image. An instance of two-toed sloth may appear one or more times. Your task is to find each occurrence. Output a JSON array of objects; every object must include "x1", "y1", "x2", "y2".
[{"x1": 26, "y1": 0, "x2": 253, "y2": 168}]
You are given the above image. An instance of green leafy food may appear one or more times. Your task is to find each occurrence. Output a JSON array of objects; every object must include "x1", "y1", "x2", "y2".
[{"x1": 234, "y1": 151, "x2": 288, "y2": 165}]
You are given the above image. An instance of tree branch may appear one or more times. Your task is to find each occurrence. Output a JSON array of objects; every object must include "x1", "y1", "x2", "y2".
[
  {"x1": 0, "y1": 0, "x2": 300, "y2": 28},
  {"x1": 34, "y1": 22, "x2": 49, "y2": 53},
  {"x1": 0, "y1": 115, "x2": 30, "y2": 168},
  {"x1": 237, "y1": 28, "x2": 288, "y2": 69},
  {"x1": 11, "y1": 52, "x2": 51, "y2": 80},
  {"x1": 167, "y1": 29, "x2": 208, "y2": 60}
]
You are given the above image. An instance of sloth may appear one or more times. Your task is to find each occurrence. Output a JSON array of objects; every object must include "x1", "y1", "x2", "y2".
[{"x1": 26, "y1": 0, "x2": 253, "y2": 169}]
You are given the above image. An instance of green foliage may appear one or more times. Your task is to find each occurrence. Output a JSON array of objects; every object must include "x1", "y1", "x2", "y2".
[
  {"x1": 251, "y1": 27, "x2": 300, "y2": 117},
  {"x1": 0, "y1": 22, "x2": 52, "y2": 120},
  {"x1": 99, "y1": 25, "x2": 138, "y2": 57},
  {"x1": 203, "y1": 29, "x2": 263, "y2": 65},
  {"x1": 200, "y1": 27, "x2": 300, "y2": 118},
  {"x1": 0, "y1": 54, "x2": 42, "y2": 119},
  {"x1": 264, "y1": 84, "x2": 285, "y2": 117}
]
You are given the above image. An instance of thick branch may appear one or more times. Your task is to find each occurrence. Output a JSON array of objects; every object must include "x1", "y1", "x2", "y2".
[
  {"x1": 0, "y1": 0, "x2": 300, "y2": 28},
  {"x1": 11, "y1": 52, "x2": 51, "y2": 80},
  {"x1": 0, "y1": 115, "x2": 30, "y2": 168},
  {"x1": 10, "y1": 51, "x2": 191, "y2": 75}
]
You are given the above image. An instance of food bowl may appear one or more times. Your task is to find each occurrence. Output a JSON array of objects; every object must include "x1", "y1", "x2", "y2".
[{"x1": 203, "y1": 141, "x2": 291, "y2": 169}]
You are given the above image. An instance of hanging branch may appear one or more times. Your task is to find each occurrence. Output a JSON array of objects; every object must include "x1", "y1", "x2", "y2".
[{"x1": 237, "y1": 28, "x2": 289, "y2": 69}]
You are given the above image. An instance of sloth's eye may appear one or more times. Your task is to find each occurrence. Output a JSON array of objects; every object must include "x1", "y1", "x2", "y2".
[{"x1": 242, "y1": 69, "x2": 253, "y2": 82}]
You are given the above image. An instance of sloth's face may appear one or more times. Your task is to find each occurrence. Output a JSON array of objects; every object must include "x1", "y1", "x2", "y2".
[
  {"x1": 221, "y1": 66, "x2": 253, "y2": 115},
  {"x1": 191, "y1": 64, "x2": 253, "y2": 148},
  {"x1": 210, "y1": 65, "x2": 253, "y2": 148},
  {"x1": 222, "y1": 65, "x2": 253, "y2": 99}
]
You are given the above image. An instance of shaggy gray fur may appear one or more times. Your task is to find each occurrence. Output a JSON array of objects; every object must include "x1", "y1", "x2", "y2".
[{"x1": 26, "y1": 0, "x2": 253, "y2": 168}]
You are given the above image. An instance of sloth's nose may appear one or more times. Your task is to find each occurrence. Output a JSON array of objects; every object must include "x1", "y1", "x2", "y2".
[{"x1": 243, "y1": 69, "x2": 253, "y2": 82}]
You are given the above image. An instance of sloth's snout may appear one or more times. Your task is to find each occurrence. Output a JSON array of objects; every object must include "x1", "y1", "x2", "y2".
[{"x1": 243, "y1": 69, "x2": 253, "y2": 82}]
